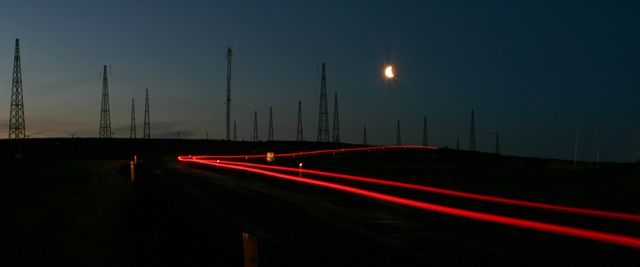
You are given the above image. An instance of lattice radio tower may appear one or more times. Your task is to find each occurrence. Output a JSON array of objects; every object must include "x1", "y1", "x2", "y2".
[
  {"x1": 332, "y1": 92, "x2": 340, "y2": 143},
  {"x1": 317, "y1": 63, "x2": 330, "y2": 142},
  {"x1": 268, "y1": 107, "x2": 274, "y2": 141},
  {"x1": 130, "y1": 99, "x2": 136, "y2": 138},
  {"x1": 363, "y1": 126, "x2": 367, "y2": 145},
  {"x1": 396, "y1": 119, "x2": 401, "y2": 146},
  {"x1": 233, "y1": 121, "x2": 237, "y2": 141},
  {"x1": 423, "y1": 116, "x2": 428, "y2": 146},
  {"x1": 99, "y1": 65, "x2": 111, "y2": 138},
  {"x1": 253, "y1": 111, "x2": 258, "y2": 141},
  {"x1": 495, "y1": 133, "x2": 500, "y2": 154},
  {"x1": 297, "y1": 101, "x2": 303, "y2": 141},
  {"x1": 226, "y1": 47, "x2": 233, "y2": 141},
  {"x1": 9, "y1": 39, "x2": 25, "y2": 139},
  {"x1": 143, "y1": 89, "x2": 150, "y2": 138},
  {"x1": 469, "y1": 109, "x2": 476, "y2": 151}
]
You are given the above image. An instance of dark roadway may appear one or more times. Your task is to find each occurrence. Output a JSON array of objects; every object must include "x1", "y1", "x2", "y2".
[{"x1": 130, "y1": 161, "x2": 640, "y2": 266}]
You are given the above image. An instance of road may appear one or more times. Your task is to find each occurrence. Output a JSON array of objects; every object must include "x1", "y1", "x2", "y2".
[{"x1": 131, "y1": 161, "x2": 639, "y2": 266}]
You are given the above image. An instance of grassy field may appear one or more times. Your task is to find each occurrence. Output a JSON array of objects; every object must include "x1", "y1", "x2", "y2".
[{"x1": 0, "y1": 158, "x2": 134, "y2": 266}]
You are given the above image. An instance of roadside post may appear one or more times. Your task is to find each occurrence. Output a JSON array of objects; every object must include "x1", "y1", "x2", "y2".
[
  {"x1": 243, "y1": 232, "x2": 258, "y2": 267},
  {"x1": 130, "y1": 161, "x2": 134, "y2": 181},
  {"x1": 134, "y1": 155, "x2": 137, "y2": 164},
  {"x1": 299, "y1": 163, "x2": 303, "y2": 178}
]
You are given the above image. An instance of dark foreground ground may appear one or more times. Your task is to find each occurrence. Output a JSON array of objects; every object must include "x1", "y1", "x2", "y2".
[{"x1": 1, "y1": 139, "x2": 639, "y2": 265}]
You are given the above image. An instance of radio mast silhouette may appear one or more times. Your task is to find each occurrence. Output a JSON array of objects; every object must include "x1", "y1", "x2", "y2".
[
  {"x1": 130, "y1": 99, "x2": 136, "y2": 138},
  {"x1": 317, "y1": 63, "x2": 330, "y2": 142},
  {"x1": 422, "y1": 116, "x2": 428, "y2": 146},
  {"x1": 143, "y1": 89, "x2": 150, "y2": 139},
  {"x1": 9, "y1": 39, "x2": 25, "y2": 139},
  {"x1": 99, "y1": 65, "x2": 111, "y2": 138},
  {"x1": 226, "y1": 47, "x2": 233, "y2": 141},
  {"x1": 233, "y1": 121, "x2": 237, "y2": 141},
  {"x1": 268, "y1": 107, "x2": 274, "y2": 141},
  {"x1": 495, "y1": 133, "x2": 500, "y2": 154},
  {"x1": 363, "y1": 126, "x2": 367, "y2": 145},
  {"x1": 253, "y1": 111, "x2": 258, "y2": 142},
  {"x1": 297, "y1": 101, "x2": 303, "y2": 141},
  {"x1": 469, "y1": 109, "x2": 476, "y2": 151},
  {"x1": 332, "y1": 92, "x2": 340, "y2": 143},
  {"x1": 396, "y1": 120, "x2": 401, "y2": 146}
]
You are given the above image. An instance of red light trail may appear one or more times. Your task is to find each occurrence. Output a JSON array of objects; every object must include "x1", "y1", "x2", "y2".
[
  {"x1": 192, "y1": 160, "x2": 640, "y2": 222},
  {"x1": 189, "y1": 145, "x2": 436, "y2": 159},
  {"x1": 178, "y1": 157, "x2": 640, "y2": 249}
]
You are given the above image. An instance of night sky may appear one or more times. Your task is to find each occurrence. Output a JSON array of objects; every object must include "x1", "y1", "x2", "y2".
[{"x1": 1, "y1": 1, "x2": 639, "y2": 162}]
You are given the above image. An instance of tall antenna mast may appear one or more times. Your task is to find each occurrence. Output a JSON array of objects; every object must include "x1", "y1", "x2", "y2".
[
  {"x1": 99, "y1": 65, "x2": 111, "y2": 138},
  {"x1": 253, "y1": 111, "x2": 258, "y2": 142},
  {"x1": 143, "y1": 89, "x2": 150, "y2": 138},
  {"x1": 363, "y1": 126, "x2": 367, "y2": 145},
  {"x1": 396, "y1": 119, "x2": 401, "y2": 146},
  {"x1": 317, "y1": 63, "x2": 329, "y2": 142},
  {"x1": 226, "y1": 47, "x2": 233, "y2": 141},
  {"x1": 268, "y1": 107, "x2": 274, "y2": 141},
  {"x1": 297, "y1": 101, "x2": 303, "y2": 141},
  {"x1": 9, "y1": 39, "x2": 25, "y2": 139},
  {"x1": 574, "y1": 128, "x2": 579, "y2": 169},
  {"x1": 332, "y1": 92, "x2": 340, "y2": 143},
  {"x1": 495, "y1": 133, "x2": 499, "y2": 154},
  {"x1": 596, "y1": 122, "x2": 599, "y2": 167},
  {"x1": 469, "y1": 109, "x2": 476, "y2": 151},
  {"x1": 130, "y1": 99, "x2": 136, "y2": 138},
  {"x1": 233, "y1": 121, "x2": 237, "y2": 141},
  {"x1": 422, "y1": 116, "x2": 428, "y2": 146}
]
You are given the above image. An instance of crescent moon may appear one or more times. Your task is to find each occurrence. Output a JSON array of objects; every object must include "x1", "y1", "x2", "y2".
[{"x1": 385, "y1": 66, "x2": 393, "y2": 78}]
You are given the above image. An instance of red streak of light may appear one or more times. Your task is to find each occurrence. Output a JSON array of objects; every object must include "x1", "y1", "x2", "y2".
[
  {"x1": 197, "y1": 160, "x2": 640, "y2": 222},
  {"x1": 189, "y1": 145, "x2": 435, "y2": 159},
  {"x1": 180, "y1": 157, "x2": 640, "y2": 249}
]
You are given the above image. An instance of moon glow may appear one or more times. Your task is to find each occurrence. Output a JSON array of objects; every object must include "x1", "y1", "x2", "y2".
[{"x1": 385, "y1": 66, "x2": 394, "y2": 78}]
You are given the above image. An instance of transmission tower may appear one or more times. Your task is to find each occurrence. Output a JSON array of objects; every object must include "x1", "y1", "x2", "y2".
[
  {"x1": 130, "y1": 99, "x2": 136, "y2": 138},
  {"x1": 422, "y1": 116, "x2": 428, "y2": 147},
  {"x1": 363, "y1": 126, "x2": 367, "y2": 145},
  {"x1": 396, "y1": 120, "x2": 401, "y2": 146},
  {"x1": 332, "y1": 92, "x2": 340, "y2": 143},
  {"x1": 226, "y1": 47, "x2": 233, "y2": 141},
  {"x1": 469, "y1": 109, "x2": 476, "y2": 151},
  {"x1": 253, "y1": 111, "x2": 258, "y2": 142},
  {"x1": 495, "y1": 132, "x2": 500, "y2": 154},
  {"x1": 99, "y1": 65, "x2": 111, "y2": 138},
  {"x1": 317, "y1": 63, "x2": 330, "y2": 142},
  {"x1": 297, "y1": 101, "x2": 303, "y2": 141},
  {"x1": 233, "y1": 121, "x2": 237, "y2": 141},
  {"x1": 268, "y1": 107, "x2": 274, "y2": 141},
  {"x1": 9, "y1": 39, "x2": 25, "y2": 139},
  {"x1": 143, "y1": 89, "x2": 150, "y2": 138}
]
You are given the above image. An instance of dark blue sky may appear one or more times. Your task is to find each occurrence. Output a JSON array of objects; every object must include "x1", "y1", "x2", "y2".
[{"x1": 1, "y1": 1, "x2": 639, "y2": 161}]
